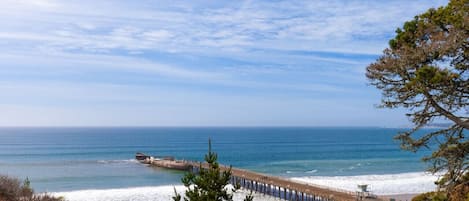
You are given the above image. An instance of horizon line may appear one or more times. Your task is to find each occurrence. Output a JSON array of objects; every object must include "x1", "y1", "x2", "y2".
[{"x1": 0, "y1": 125, "x2": 417, "y2": 129}]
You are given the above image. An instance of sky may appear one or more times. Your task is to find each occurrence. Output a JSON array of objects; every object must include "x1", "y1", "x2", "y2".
[{"x1": 0, "y1": 0, "x2": 449, "y2": 127}]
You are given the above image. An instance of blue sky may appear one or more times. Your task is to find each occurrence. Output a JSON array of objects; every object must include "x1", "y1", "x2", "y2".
[{"x1": 0, "y1": 0, "x2": 448, "y2": 127}]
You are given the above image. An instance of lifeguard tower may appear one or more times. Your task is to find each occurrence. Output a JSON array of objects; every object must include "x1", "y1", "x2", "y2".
[{"x1": 356, "y1": 184, "x2": 377, "y2": 200}]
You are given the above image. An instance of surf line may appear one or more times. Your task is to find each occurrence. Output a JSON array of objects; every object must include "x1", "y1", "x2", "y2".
[{"x1": 135, "y1": 153, "x2": 378, "y2": 201}]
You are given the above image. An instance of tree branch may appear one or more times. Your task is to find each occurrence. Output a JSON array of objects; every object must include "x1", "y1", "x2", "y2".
[{"x1": 423, "y1": 91, "x2": 469, "y2": 129}]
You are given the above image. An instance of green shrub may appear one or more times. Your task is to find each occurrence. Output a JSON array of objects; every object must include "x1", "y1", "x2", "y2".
[
  {"x1": 412, "y1": 191, "x2": 447, "y2": 201},
  {"x1": 0, "y1": 175, "x2": 63, "y2": 201}
]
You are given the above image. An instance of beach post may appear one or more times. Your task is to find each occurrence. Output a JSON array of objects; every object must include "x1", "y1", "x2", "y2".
[
  {"x1": 284, "y1": 187, "x2": 287, "y2": 199},
  {"x1": 278, "y1": 186, "x2": 280, "y2": 198}
]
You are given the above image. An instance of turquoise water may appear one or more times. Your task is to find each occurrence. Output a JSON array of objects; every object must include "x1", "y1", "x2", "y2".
[{"x1": 0, "y1": 127, "x2": 431, "y2": 193}]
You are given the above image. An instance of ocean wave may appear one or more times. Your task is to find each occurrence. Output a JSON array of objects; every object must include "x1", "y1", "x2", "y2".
[
  {"x1": 96, "y1": 159, "x2": 139, "y2": 164},
  {"x1": 291, "y1": 172, "x2": 440, "y2": 195},
  {"x1": 305, "y1": 169, "x2": 317, "y2": 174},
  {"x1": 267, "y1": 158, "x2": 415, "y2": 166},
  {"x1": 52, "y1": 185, "x2": 278, "y2": 201},
  {"x1": 0, "y1": 159, "x2": 140, "y2": 167}
]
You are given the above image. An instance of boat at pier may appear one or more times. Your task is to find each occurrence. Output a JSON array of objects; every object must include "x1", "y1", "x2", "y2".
[{"x1": 135, "y1": 152, "x2": 150, "y2": 161}]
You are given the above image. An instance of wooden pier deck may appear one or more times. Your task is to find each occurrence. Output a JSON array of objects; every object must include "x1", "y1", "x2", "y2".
[
  {"x1": 187, "y1": 161, "x2": 364, "y2": 201},
  {"x1": 137, "y1": 153, "x2": 382, "y2": 201}
]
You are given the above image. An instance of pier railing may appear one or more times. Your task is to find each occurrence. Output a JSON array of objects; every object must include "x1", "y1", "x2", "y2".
[{"x1": 187, "y1": 161, "x2": 359, "y2": 201}]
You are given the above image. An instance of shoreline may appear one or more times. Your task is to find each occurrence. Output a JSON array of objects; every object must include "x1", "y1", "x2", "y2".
[
  {"x1": 13, "y1": 167, "x2": 434, "y2": 201},
  {"x1": 45, "y1": 171, "x2": 436, "y2": 200},
  {"x1": 52, "y1": 185, "x2": 419, "y2": 201}
]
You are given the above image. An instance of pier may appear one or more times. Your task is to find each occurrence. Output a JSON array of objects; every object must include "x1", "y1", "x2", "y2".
[
  {"x1": 189, "y1": 161, "x2": 358, "y2": 201},
  {"x1": 136, "y1": 153, "x2": 381, "y2": 201}
]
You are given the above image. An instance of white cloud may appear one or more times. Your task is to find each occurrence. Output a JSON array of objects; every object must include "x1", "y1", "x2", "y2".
[
  {"x1": 0, "y1": 50, "x2": 357, "y2": 94},
  {"x1": 4, "y1": 0, "x2": 59, "y2": 10},
  {"x1": 141, "y1": 30, "x2": 173, "y2": 42},
  {"x1": 0, "y1": 0, "x2": 448, "y2": 126},
  {"x1": 0, "y1": 51, "x2": 222, "y2": 80},
  {"x1": 0, "y1": 0, "x2": 448, "y2": 54}
]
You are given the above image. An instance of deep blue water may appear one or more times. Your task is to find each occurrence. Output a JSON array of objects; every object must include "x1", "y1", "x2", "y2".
[{"x1": 0, "y1": 127, "x2": 431, "y2": 192}]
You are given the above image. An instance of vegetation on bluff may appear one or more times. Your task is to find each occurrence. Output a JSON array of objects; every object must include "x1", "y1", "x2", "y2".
[{"x1": 0, "y1": 175, "x2": 63, "y2": 201}]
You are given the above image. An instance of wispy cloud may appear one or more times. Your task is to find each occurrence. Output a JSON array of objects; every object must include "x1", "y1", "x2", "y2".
[
  {"x1": 0, "y1": 0, "x2": 447, "y2": 54},
  {"x1": 0, "y1": 0, "x2": 448, "y2": 126}
]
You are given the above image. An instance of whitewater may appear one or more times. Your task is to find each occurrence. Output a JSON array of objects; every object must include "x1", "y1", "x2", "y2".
[
  {"x1": 53, "y1": 185, "x2": 279, "y2": 201},
  {"x1": 52, "y1": 172, "x2": 438, "y2": 201}
]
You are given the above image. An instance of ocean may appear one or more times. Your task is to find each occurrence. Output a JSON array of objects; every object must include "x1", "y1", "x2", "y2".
[{"x1": 0, "y1": 127, "x2": 438, "y2": 200}]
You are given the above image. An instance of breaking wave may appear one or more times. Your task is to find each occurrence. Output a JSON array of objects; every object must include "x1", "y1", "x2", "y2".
[
  {"x1": 52, "y1": 185, "x2": 279, "y2": 201},
  {"x1": 292, "y1": 172, "x2": 439, "y2": 195},
  {"x1": 96, "y1": 159, "x2": 139, "y2": 164}
]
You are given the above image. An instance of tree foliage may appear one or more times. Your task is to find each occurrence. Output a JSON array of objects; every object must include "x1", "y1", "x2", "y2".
[
  {"x1": 173, "y1": 139, "x2": 253, "y2": 201},
  {"x1": 366, "y1": 0, "x2": 468, "y2": 198}
]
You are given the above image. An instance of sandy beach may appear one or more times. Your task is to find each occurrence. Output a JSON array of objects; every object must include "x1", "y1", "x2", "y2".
[
  {"x1": 381, "y1": 194, "x2": 416, "y2": 201},
  {"x1": 53, "y1": 185, "x2": 284, "y2": 201},
  {"x1": 53, "y1": 185, "x2": 419, "y2": 201}
]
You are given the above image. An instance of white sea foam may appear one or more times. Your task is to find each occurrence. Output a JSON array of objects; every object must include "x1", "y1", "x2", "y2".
[
  {"x1": 292, "y1": 172, "x2": 440, "y2": 195},
  {"x1": 96, "y1": 159, "x2": 139, "y2": 164},
  {"x1": 52, "y1": 185, "x2": 279, "y2": 201},
  {"x1": 305, "y1": 169, "x2": 318, "y2": 174},
  {"x1": 52, "y1": 172, "x2": 440, "y2": 199}
]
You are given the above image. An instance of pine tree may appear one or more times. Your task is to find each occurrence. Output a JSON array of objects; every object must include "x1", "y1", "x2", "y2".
[
  {"x1": 173, "y1": 139, "x2": 253, "y2": 201},
  {"x1": 366, "y1": 0, "x2": 468, "y2": 199}
]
